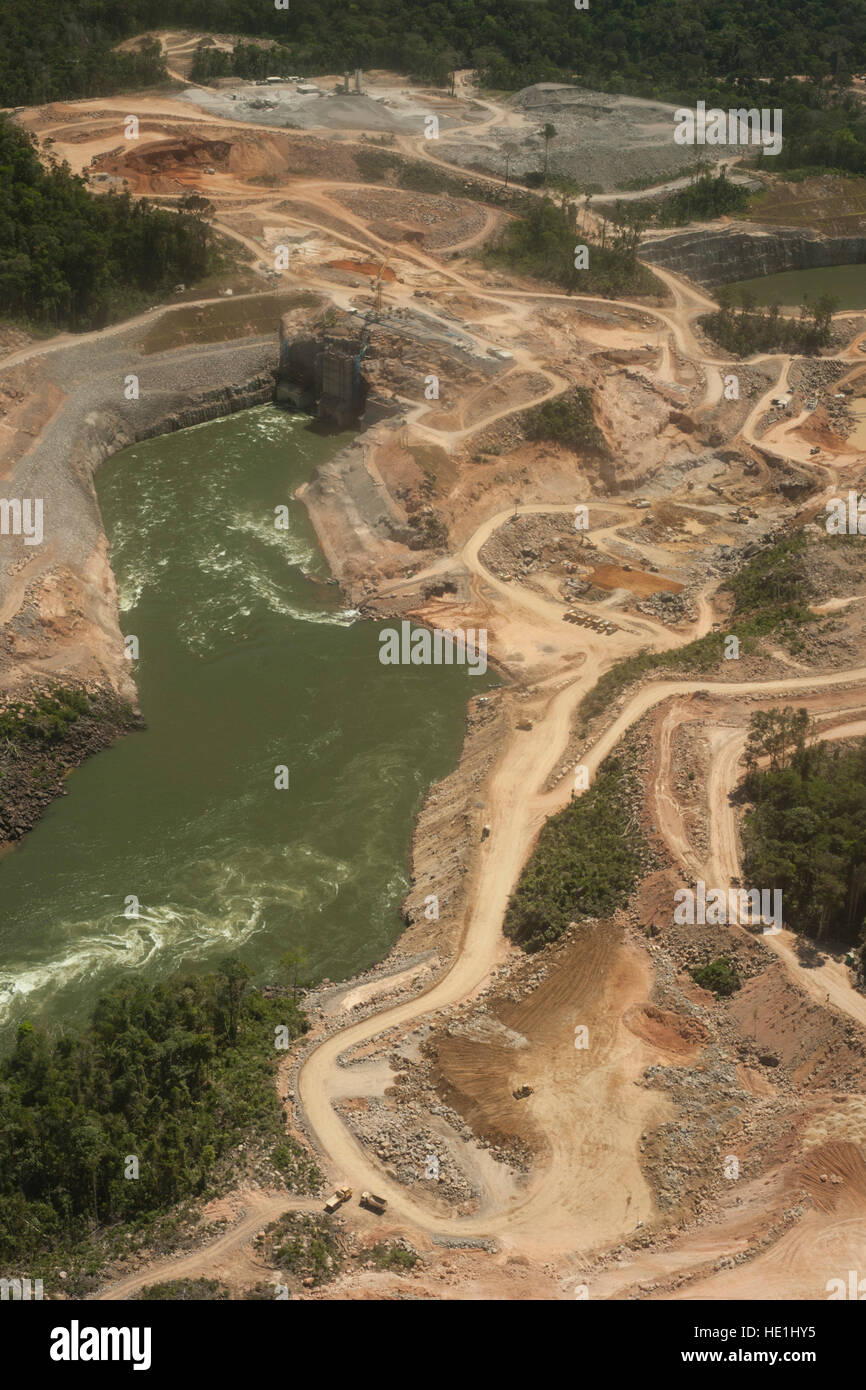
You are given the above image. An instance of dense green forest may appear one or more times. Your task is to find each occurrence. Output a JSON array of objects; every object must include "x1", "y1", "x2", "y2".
[
  {"x1": 503, "y1": 757, "x2": 653, "y2": 951},
  {"x1": 0, "y1": 962, "x2": 316, "y2": 1272},
  {"x1": 0, "y1": 16, "x2": 167, "y2": 107},
  {"x1": 2, "y1": 2, "x2": 865, "y2": 174},
  {"x1": 191, "y1": 42, "x2": 297, "y2": 85},
  {"x1": 484, "y1": 197, "x2": 662, "y2": 297},
  {"x1": 0, "y1": 116, "x2": 221, "y2": 330},
  {"x1": 3, "y1": 0, "x2": 863, "y2": 104},
  {"x1": 700, "y1": 289, "x2": 838, "y2": 355},
  {"x1": 741, "y1": 714, "x2": 866, "y2": 956}
]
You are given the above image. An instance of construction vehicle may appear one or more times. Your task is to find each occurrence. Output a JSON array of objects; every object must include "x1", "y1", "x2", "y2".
[
  {"x1": 360, "y1": 1190, "x2": 388, "y2": 1214},
  {"x1": 323, "y1": 1186, "x2": 352, "y2": 1214}
]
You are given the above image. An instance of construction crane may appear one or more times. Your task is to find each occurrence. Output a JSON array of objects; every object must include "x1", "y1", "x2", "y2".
[
  {"x1": 370, "y1": 253, "x2": 392, "y2": 319},
  {"x1": 355, "y1": 250, "x2": 393, "y2": 408}
]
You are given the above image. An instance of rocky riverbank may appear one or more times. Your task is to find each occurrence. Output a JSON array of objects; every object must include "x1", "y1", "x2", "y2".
[{"x1": 0, "y1": 684, "x2": 142, "y2": 845}]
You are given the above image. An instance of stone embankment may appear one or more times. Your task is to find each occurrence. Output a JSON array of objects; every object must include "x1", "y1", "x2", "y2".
[
  {"x1": 640, "y1": 223, "x2": 866, "y2": 288},
  {"x1": 0, "y1": 689, "x2": 142, "y2": 846}
]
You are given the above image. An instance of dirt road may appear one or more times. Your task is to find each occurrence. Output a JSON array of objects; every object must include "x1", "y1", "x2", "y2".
[
  {"x1": 295, "y1": 488, "x2": 866, "y2": 1243},
  {"x1": 100, "y1": 1193, "x2": 322, "y2": 1300}
]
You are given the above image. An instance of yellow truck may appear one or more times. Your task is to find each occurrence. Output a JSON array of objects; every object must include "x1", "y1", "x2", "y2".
[{"x1": 323, "y1": 1186, "x2": 352, "y2": 1214}]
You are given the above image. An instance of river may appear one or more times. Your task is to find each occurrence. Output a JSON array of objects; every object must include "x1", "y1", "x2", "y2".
[{"x1": 0, "y1": 406, "x2": 486, "y2": 1037}]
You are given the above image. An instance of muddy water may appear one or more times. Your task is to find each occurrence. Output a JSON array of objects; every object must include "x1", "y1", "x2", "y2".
[
  {"x1": 0, "y1": 406, "x2": 489, "y2": 1036},
  {"x1": 724, "y1": 263, "x2": 866, "y2": 309}
]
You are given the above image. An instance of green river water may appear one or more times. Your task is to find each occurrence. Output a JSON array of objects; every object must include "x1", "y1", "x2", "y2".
[
  {"x1": 724, "y1": 263, "x2": 866, "y2": 309},
  {"x1": 0, "y1": 406, "x2": 486, "y2": 1038}
]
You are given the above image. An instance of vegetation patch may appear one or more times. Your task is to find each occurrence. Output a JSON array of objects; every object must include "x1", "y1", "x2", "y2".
[
  {"x1": 524, "y1": 386, "x2": 609, "y2": 457},
  {"x1": 0, "y1": 685, "x2": 139, "y2": 844},
  {"x1": 602, "y1": 170, "x2": 750, "y2": 228},
  {"x1": 742, "y1": 712, "x2": 866, "y2": 960},
  {"x1": 366, "y1": 1241, "x2": 419, "y2": 1271},
  {"x1": 0, "y1": 686, "x2": 90, "y2": 744},
  {"x1": 133, "y1": 1278, "x2": 230, "y2": 1300},
  {"x1": 691, "y1": 957, "x2": 741, "y2": 996},
  {"x1": 504, "y1": 756, "x2": 653, "y2": 952},
  {"x1": 0, "y1": 116, "x2": 226, "y2": 332},
  {"x1": 700, "y1": 289, "x2": 837, "y2": 356},
  {"x1": 483, "y1": 197, "x2": 664, "y2": 299},
  {"x1": 255, "y1": 1212, "x2": 343, "y2": 1287}
]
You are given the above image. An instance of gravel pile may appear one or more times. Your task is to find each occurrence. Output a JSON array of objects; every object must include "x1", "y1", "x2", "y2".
[
  {"x1": 332, "y1": 187, "x2": 487, "y2": 250},
  {"x1": 337, "y1": 1097, "x2": 479, "y2": 1208},
  {"x1": 438, "y1": 85, "x2": 722, "y2": 193}
]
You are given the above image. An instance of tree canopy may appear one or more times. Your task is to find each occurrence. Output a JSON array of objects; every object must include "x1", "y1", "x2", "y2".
[
  {"x1": 503, "y1": 757, "x2": 652, "y2": 951},
  {"x1": 0, "y1": 115, "x2": 219, "y2": 330},
  {"x1": 742, "y1": 727, "x2": 866, "y2": 950},
  {"x1": 0, "y1": 962, "x2": 314, "y2": 1269}
]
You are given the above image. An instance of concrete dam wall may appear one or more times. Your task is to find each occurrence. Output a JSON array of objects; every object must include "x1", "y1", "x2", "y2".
[{"x1": 274, "y1": 331, "x2": 370, "y2": 427}]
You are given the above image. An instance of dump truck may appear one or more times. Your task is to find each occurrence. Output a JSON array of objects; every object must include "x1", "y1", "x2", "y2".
[
  {"x1": 323, "y1": 1186, "x2": 352, "y2": 1214},
  {"x1": 360, "y1": 1190, "x2": 388, "y2": 1215}
]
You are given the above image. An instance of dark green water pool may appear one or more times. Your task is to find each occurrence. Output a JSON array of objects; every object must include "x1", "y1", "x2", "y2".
[{"x1": 723, "y1": 263, "x2": 866, "y2": 309}]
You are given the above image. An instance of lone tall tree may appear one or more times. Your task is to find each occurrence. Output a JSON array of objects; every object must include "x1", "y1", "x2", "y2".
[
  {"x1": 541, "y1": 123, "x2": 557, "y2": 183},
  {"x1": 279, "y1": 946, "x2": 309, "y2": 1003}
]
